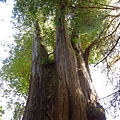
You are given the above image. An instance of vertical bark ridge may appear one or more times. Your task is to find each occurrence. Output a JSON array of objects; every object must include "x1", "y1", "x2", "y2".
[
  {"x1": 22, "y1": 21, "x2": 57, "y2": 120},
  {"x1": 70, "y1": 27, "x2": 97, "y2": 103},
  {"x1": 77, "y1": 52, "x2": 98, "y2": 103},
  {"x1": 55, "y1": 10, "x2": 88, "y2": 119}
]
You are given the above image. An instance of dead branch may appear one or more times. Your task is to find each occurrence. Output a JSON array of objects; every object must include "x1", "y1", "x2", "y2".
[
  {"x1": 94, "y1": 36, "x2": 120, "y2": 67},
  {"x1": 84, "y1": 21, "x2": 120, "y2": 57},
  {"x1": 101, "y1": 22, "x2": 120, "y2": 40}
]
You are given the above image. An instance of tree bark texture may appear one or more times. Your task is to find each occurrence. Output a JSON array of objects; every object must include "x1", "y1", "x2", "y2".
[
  {"x1": 53, "y1": 5, "x2": 97, "y2": 120},
  {"x1": 22, "y1": 21, "x2": 57, "y2": 120},
  {"x1": 22, "y1": 2, "x2": 106, "y2": 120}
]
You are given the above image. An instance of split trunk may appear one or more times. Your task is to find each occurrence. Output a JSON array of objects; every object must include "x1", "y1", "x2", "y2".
[{"x1": 22, "y1": 4, "x2": 106, "y2": 120}]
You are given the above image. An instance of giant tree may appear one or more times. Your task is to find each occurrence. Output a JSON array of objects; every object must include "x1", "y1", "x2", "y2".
[
  {"x1": 21, "y1": 0, "x2": 107, "y2": 120},
  {"x1": 1, "y1": 0, "x2": 120, "y2": 120}
]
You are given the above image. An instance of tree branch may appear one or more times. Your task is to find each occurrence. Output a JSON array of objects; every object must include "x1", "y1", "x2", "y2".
[
  {"x1": 86, "y1": 0, "x2": 120, "y2": 9},
  {"x1": 69, "y1": 5, "x2": 120, "y2": 10},
  {"x1": 98, "y1": 89, "x2": 120, "y2": 100},
  {"x1": 83, "y1": 27, "x2": 105, "y2": 56},
  {"x1": 101, "y1": 22, "x2": 120, "y2": 40},
  {"x1": 94, "y1": 36, "x2": 120, "y2": 67},
  {"x1": 83, "y1": 21, "x2": 120, "y2": 57}
]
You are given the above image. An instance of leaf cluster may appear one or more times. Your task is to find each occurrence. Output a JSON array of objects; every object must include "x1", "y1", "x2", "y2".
[{"x1": 0, "y1": 28, "x2": 33, "y2": 97}]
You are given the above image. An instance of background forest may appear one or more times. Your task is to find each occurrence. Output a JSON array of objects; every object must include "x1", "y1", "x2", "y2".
[{"x1": 0, "y1": 0, "x2": 120, "y2": 120}]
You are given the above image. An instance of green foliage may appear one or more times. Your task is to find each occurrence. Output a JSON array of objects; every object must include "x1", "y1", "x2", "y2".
[
  {"x1": 13, "y1": 0, "x2": 57, "y2": 26},
  {"x1": 80, "y1": 33, "x2": 104, "y2": 64},
  {"x1": 40, "y1": 15, "x2": 56, "y2": 53},
  {"x1": 1, "y1": 28, "x2": 33, "y2": 97},
  {"x1": 42, "y1": 56, "x2": 54, "y2": 65},
  {"x1": 68, "y1": 0, "x2": 107, "y2": 31},
  {"x1": 0, "y1": 106, "x2": 5, "y2": 116},
  {"x1": 0, "y1": 27, "x2": 33, "y2": 120},
  {"x1": 80, "y1": 33, "x2": 92, "y2": 50},
  {"x1": 42, "y1": 57, "x2": 48, "y2": 64},
  {"x1": 72, "y1": 37, "x2": 79, "y2": 44},
  {"x1": 66, "y1": 0, "x2": 109, "y2": 63},
  {"x1": 12, "y1": 102, "x2": 25, "y2": 120},
  {"x1": 0, "y1": 106, "x2": 4, "y2": 120}
]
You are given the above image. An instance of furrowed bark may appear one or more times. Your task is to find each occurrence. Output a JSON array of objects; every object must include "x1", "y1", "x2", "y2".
[
  {"x1": 55, "y1": 2, "x2": 88, "y2": 120},
  {"x1": 22, "y1": 21, "x2": 57, "y2": 120}
]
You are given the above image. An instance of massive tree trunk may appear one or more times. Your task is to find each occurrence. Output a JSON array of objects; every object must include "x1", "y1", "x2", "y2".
[
  {"x1": 22, "y1": 21, "x2": 57, "y2": 120},
  {"x1": 22, "y1": 2, "x2": 106, "y2": 120}
]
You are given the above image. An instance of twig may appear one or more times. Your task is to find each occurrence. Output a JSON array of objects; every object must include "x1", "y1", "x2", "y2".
[
  {"x1": 47, "y1": 51, "x2": 55, "y2": 57},
  {"x1": 100, "y1": 22, "x2": 120, "y2": 40},
  {"x1": 98, "y1": 90, "x2": 120, "y2": 100}
]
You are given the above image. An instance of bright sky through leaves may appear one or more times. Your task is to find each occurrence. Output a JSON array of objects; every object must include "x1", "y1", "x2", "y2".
[
  {"x1": 0, "y1": 1, "x2": 14, "y2": 119},
  {"x1": 0, "y1": 0, "x2": 14, "y2": 68}
]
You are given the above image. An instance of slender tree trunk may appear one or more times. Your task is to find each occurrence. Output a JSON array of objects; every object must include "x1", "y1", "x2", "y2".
[{"x1": 22, "y1": 2, "x2": 106, "y2": 120}]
